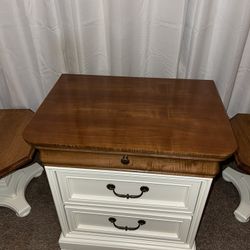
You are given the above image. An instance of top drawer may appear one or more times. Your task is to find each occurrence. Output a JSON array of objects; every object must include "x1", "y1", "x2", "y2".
[{"x1": 55, "y1": 168, "x2": 202, "y2": 213}]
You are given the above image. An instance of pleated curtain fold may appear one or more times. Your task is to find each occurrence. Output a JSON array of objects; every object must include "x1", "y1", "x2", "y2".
[{"x1": 0, "y1": 0, "x2": 249, "y2": 116}]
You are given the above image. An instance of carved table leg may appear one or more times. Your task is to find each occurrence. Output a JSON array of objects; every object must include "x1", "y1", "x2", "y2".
[
  {"x1": 0, "y1": 163, "x2": 43, "y2": 217},
  {"x1": 222, "y1": 167, "x2": 250, "y2": 223}
]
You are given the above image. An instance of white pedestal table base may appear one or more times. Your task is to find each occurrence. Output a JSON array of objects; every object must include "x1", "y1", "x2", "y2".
[
  {"x1": 0, "y1": 163, "x2": 43, "y2": 217},
  {"x1": 223, "y1": 167, "x2": 250, "y2": 223}
]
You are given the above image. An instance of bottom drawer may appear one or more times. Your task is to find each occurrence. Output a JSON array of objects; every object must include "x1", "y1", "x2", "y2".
[{"x1": 65, "y1": 205, "x2": 192, "y2": 243}]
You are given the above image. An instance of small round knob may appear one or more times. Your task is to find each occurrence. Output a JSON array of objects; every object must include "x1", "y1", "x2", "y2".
[{"x1": 121, "y1": 155, "x2": 130, "y2": 165}]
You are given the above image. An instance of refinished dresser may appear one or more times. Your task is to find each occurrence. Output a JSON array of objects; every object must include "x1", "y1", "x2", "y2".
[{"x1": 23, "y1": 75, "x2": 237, "y2": 250}]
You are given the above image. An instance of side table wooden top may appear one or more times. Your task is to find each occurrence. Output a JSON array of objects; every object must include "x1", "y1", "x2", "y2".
[
  {"x1": 0, "y1": 109, "x2": 34, "y2": 177},
  {"x1": 231, "y1": 114, "x2": 250, "y2": 174},
  {"x1": 23, "y1": 75, "x2": 236, "y2": 170}
]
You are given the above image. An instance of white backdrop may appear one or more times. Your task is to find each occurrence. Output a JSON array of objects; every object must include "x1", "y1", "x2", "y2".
[{"x1": 0, "y1": 0, "x2": 250, "y2": 116}]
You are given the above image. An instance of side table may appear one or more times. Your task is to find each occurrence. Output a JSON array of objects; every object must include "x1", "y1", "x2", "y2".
[
  {"x1": 0, "y1": 109, "x2": 43, "y2": 217},
  {"x1": 223, "y1": 114, "x2": 250, "y2": 222}
]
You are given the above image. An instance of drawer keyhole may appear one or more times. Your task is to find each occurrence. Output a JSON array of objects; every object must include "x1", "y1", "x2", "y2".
[
  {"x1": 106, "y1": 184, "x2": 149, "y2": 199},
  {"x1": 109, "y1": 217, "x2": 146, "y2": 231}
]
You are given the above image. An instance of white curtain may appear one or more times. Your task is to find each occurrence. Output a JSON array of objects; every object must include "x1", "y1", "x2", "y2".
[{"x1": 0, "y1": 0, "x2": 250, "y2": 117}]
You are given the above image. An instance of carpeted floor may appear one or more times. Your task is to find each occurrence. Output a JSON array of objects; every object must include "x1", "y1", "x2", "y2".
[{"x1": 0, "y1": 161, "x2": 250, "y2": 250}]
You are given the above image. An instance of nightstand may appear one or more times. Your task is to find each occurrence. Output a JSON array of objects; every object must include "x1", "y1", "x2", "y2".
[{"x1": 24, "y1": 75, "x2": 236, "y2": 250}]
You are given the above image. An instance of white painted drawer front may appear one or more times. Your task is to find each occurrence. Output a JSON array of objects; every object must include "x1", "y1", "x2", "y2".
[
  {"x1": 57, "y1": 168, "x2": 201, "y2": 213},
  {"x1": 65, "y1": 205, "x2": 192, "y2": 243}
]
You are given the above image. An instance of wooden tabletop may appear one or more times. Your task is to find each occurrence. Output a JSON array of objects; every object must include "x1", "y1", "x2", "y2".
[
  {"x1": 0, "y1": 109, "x2": 34, "y2": 177},
  {"x1": 231, "y1": 114, "x2": 250, "y2": 173},
  {"x1": 23, "y1": 74, "x2": 236, "y2": 163}
]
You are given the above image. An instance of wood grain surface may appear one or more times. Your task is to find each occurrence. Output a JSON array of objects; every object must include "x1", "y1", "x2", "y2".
[
  {"x1": 0, "y1": 109, "x2": 34, "y2": 177},
  {"x1": 231, "y1": 114, "x2": 250, "y2": 173},
  {"x1": 39, "y1": 149, "x2": 219, "y2": 177},
  {"x1": 23, "y1": 75, "x2": 237, "y2": 176}
]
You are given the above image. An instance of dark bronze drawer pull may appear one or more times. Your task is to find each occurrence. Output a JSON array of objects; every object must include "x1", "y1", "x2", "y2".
[
  {"x1": 106, "y1": 184, "x2": 149, "y2": 199},
  {"x1": 121, "y1": 155, "x2": 130, "y2": 165},
  {"x1": 108, "y1": 217, "x2": 146, "y2": 231}
]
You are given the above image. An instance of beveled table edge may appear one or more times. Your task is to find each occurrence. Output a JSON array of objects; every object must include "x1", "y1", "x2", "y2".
[{"x1": 0, "y1": 148, "x2": 34, "y2": 178}]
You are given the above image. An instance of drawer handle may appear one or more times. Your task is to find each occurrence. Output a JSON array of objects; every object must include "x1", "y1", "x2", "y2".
[
  {"x1": 108, "y1": 217, "x2": 146, "y2": 231},
  {"x1": 106, "y1": 184, "x2": 149, "y2": 199},
  {"x1": 121, "y1": 155, "x2": 130, "y2": 165}
]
